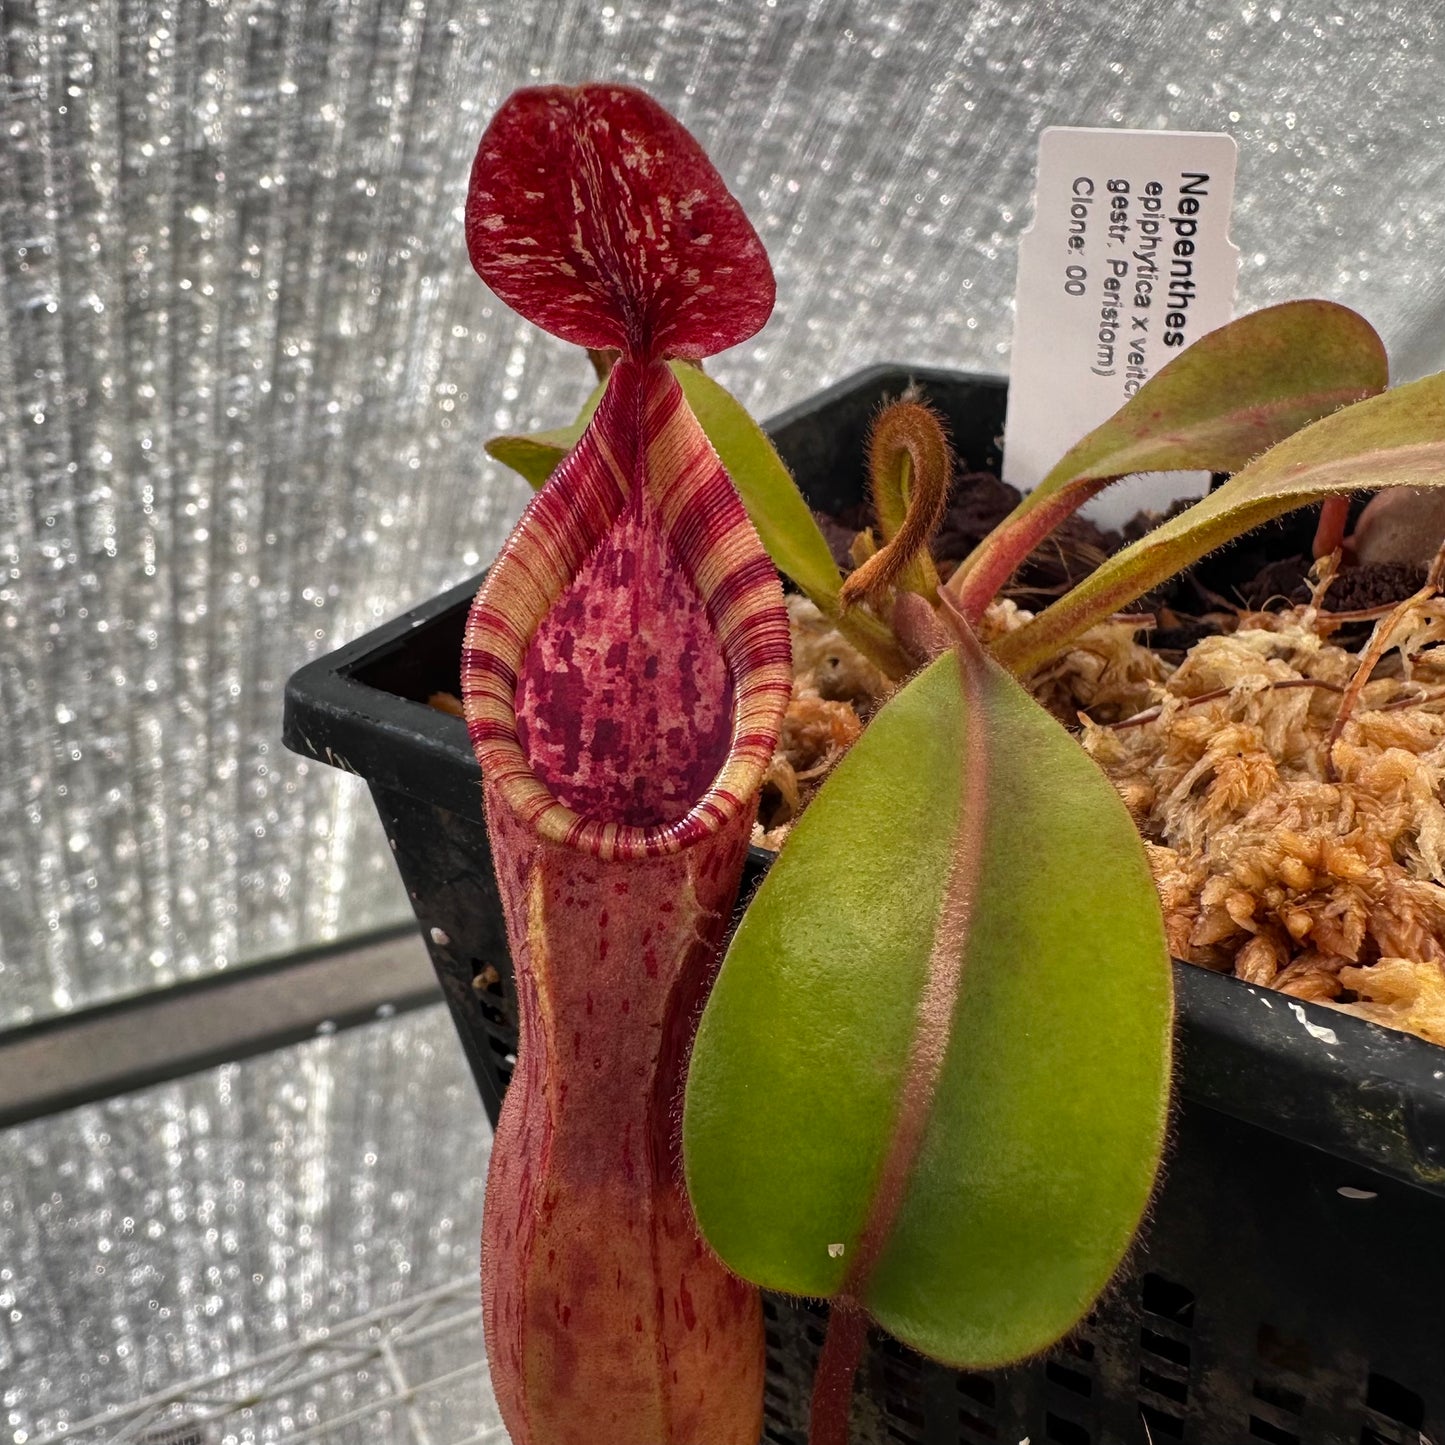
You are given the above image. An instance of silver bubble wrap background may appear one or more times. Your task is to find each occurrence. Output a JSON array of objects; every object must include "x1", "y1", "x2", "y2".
[
  {"x1": 0, "y1": 1006, "x2": 495, "y2": 1441},
  {"x1": 3, "y1": 0, "x2": 1445, "y2": 1025}
]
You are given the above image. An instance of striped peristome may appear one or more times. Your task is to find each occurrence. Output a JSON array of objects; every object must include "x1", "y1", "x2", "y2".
[{"x1": 462, "y1": 358, "x2": 791, "y2": 861}]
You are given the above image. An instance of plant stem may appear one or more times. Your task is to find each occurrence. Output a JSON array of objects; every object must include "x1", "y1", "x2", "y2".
[
  {"x1": 833, "y1": 604, "x2": 916, "y2": 680},
  {"x1": 809, "y1": 1298, "x2": 868, "y2": 1445}
]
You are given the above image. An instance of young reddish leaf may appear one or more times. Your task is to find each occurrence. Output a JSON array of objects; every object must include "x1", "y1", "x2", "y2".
[
  {"x1": 683, "y1": 609, "x2": 1172, "y2": 1391},
  {"x1": 949, "y1": 301, "x2": 1388, "y2": 620},
  {"x1": 1312, "y1": 494, "x2": 1352, "y2": 558},
  {"x1": 995, "y1": 370, "x2": 1445, "y2": 675},
  {"x1": 466, "y1": 84, "x2": 775, "y2": 363},
  {"x1": 461, "y1": 86, "x2": 791, "y2": 1445}
]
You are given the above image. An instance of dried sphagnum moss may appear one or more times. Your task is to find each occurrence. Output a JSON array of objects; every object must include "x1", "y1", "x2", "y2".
[
  {"x1": 757, "y1": 581, "x2": 1445, "y2": 1046},
  {"x1": 753, "y1": 597, "x2": 889, "y2": 851},
  {"x1": 979, "y1": 599, "x2": 1168, "y2": 724},
  {"x1": 1082, "y1": 598, "x2": 1445, "y2": 1045},
  {"x1": 752, "y1": 595, "x2": 1169, "y2": 848}
]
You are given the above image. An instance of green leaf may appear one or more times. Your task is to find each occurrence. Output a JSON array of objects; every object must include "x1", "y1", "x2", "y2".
[
  {"x1": 683, "y1": 629, "x2": 1173, "y2": 1369},
  {"x1": 995, "y1": 370, "x2": 1445, "y2": 676},
  {"x1": 949, "y1": 300, "x2": 1388, "y2": 619},
  {"x1": 484, "y1": 380, "x2": 607, "y2": 488},
  {"x1": 674, "y1": 364, "x2": 846, "y2": 610},
  {"x1": 674, "y1": 365, "x2": 912, "y2": 675}
]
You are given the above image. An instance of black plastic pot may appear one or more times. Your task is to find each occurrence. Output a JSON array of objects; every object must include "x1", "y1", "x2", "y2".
[{"x1": 284, "y1": 366, "x2": 1445, "y2": 1445}]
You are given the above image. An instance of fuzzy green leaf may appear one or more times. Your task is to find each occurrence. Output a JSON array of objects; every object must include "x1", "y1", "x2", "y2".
[
  {"x1": 683, "y1": 632, "x2": 1173, "y2": 1369},
  {"x1": 950, "y1": 300, "x2": 1388, "y2": 619},
  {"x1": 996, "y1": 370, "x2": 1445, "y2": 675},
  {"x1": 675, "y1": 366, "x2": 914, "y2": 673}
]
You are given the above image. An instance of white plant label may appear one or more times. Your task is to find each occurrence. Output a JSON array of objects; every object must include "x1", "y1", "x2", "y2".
[{"x1": 1003, "y1": 127, "x2": 1240, "y2": 526}]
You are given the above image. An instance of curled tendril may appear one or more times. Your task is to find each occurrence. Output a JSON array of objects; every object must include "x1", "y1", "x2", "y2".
[{"x1": 839, "y1": 397, "x2": 952, "y2": 612}]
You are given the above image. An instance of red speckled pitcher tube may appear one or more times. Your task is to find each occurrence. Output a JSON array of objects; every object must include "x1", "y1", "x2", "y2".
[{"x1": 479, "y1": 796, "x2": 762, "y2": 1443}]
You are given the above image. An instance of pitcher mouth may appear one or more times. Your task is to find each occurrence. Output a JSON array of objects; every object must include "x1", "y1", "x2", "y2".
[
  {"x1": 463, "y1": 608, "x2": 771, "y2": 863},
  {"x1": 461, "y1": 365, "x2": 790, "y2": 863}
]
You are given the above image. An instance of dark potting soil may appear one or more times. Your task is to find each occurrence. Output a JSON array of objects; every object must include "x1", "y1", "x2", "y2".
[{"x1": 816, "y1": 469, "x2": 1419, "y2": 647}]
